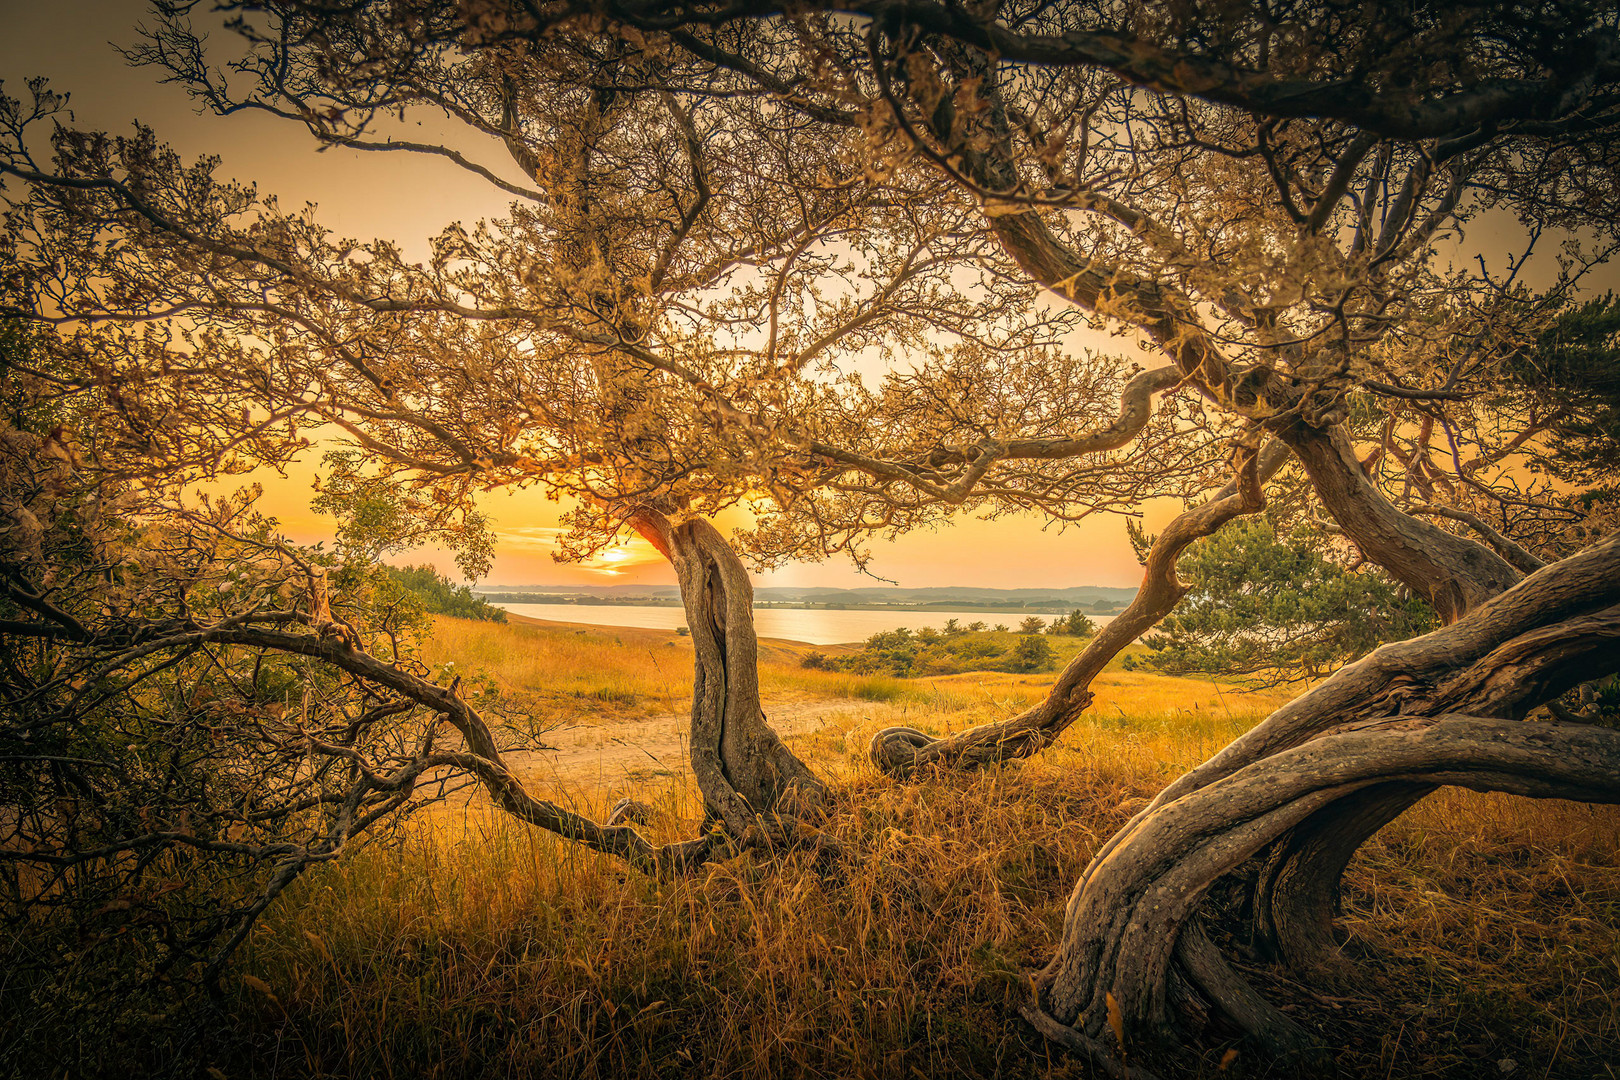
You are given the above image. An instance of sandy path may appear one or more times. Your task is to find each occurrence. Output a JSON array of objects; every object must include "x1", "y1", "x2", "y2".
[
  {"x1": 430, "y1": 698, "x2": 873, "y2": 815},
  {"x1": 520, "y1": 699, "x2": 865, "y2": 785}
]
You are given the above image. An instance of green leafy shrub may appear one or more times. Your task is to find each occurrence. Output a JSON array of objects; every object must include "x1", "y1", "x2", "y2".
[{"x1": 381, "y1": 564, "x2": 507, "y2": 622}]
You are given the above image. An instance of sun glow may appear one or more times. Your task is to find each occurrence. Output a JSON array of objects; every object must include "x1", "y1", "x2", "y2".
[{"x1": 587, "y1": 546, "x2": 641, "y2": 575}]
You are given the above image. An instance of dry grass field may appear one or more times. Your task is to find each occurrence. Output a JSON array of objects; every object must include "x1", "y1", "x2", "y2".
[{"x1": 134, "y1": 618, "x2": 1620, "y2": 1078}]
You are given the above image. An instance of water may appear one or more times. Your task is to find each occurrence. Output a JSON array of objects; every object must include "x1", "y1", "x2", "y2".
[{"x1": 497, "y1": 602, "x2": 1112, "y2": 646}]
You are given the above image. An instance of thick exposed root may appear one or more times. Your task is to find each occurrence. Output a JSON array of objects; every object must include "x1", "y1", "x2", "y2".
[
  {"x1": 1174, "y1": 923, "x2": 1319, "y2": 1061},
  {"x1": 1018, "y1": 997, "x2": 1167, "y2": 1080},
  {"x1": 869, "y1": 700, "x2": 1088, "y2": 774},
  {"x1": 1028, "y1": 537, "x2": 1620, "y2": 1062},
  {"x1": 1248, "y1": 781, "x2": 1431, "y2": 978},
  {"x1": 1036, "y1": 715, "x2": 1620, "y2": 1054}
]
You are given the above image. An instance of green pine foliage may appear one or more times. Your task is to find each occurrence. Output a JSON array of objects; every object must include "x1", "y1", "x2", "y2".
[
  {"x1": 1125, "y1": 518, "x2": 1434, "y2": 686},
  {"x1": 1509, "y1": 295, "x2": 1620, "y2": 483},
  {"x1": 381, "y1": 564, "x2": 508, "y2": 622}
]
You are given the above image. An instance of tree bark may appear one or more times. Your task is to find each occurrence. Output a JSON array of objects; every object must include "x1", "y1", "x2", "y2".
[
  {"x1": 629, "y1": 509, "x2": 825, "y2": 839},
  {"x1": 1247, "y1": 779, "x2": 1431, "y2": 979},
  {"x1": 1273, "y1": 418, "x2": 1522, "y2": 623},
  {"x1": 992, "y1": 201, "x2": 1522, "y2": 627},
  {"x1": 961, "y1": 107, "x2": 1522, "y2": 628},
  {"x1": 870, "y1": 442, "x2": 1280, "y2": 775},
  {"x1": 1023, "y1": 534, "x2": 1620, "y2": 1064}
]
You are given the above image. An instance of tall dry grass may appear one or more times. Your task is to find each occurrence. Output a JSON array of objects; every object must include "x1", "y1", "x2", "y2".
[
  {"x1": 420, "y1": 615, "x2": 908, "y2": 724},
  {"x1": 38, "y1": 617, "x2": 1618, "y2": 1079}
]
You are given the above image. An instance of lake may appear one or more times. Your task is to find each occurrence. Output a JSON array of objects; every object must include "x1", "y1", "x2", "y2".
[{"x1": 497, "y1": 603, "x2": 1112, "y2": 646}]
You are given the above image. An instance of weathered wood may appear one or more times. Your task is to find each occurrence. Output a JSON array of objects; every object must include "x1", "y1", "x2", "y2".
[
  {"x1": 1274, "y1": 419, "x2": 1522, "y2": 622},
  {"x1": 1025, "y1": 535, "x2": 1620, "y2": 1064},
  {"x1": 870, "y1": 443, "x2": 1272, "y2": 774},
  {"x1": 1249, "y1": 780, "x2": 1430, "y2": 977},
  {"x1": 631, "y1": 509, "x2": 825, "y2": 839}
]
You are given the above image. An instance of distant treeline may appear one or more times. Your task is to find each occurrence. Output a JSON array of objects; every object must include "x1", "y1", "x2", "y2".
[
  {"x1": 896, "y1": 598, "x2": 1124, "y2": 613},
  {"x1": 480, "y1": 593, "x2": 1127, "y2": 614},
  {"x1": 384, "y1": 566, "x2": 508, "y2": 622},
  {"x1": 480, "y1": 594, "x2": 684, "y2": 607}
]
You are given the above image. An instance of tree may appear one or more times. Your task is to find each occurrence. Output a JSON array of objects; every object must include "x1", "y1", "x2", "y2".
[
  {"x1": 1510, "y1": 295, "x2": 1620, "y2": 485},
  {"x1": 589, "y1": 6, "x2": 1620, "y2": 1066},
  {"x1": 0, "y1": 60, "x2": 1028, "y2": 851},
  {"x1": 1048, "y1": 610, "x2": 1097, "y2": 637},
  {"x1": 1017, "y1": 616, "x2": 1047, "y2": 634},
  {"x1": 1124, "y1": 518, "x2": 1434, "y2": 685},
  {"x1": 2, "y1": 5, "x2": 1215, "y2": 860},
  {"x1": 0, "y1": 320, "x2": 629, "y2": 1014},
  {"x1": 4, "y1": 1, "x2": 1620, "y2": 1073},
  {"x1": 1007, "y1": 633, "x2": 1055, "y2": 673}
]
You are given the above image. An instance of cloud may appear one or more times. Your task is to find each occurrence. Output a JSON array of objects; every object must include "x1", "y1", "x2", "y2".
[
  {"x1": 490, "y1": 525, "x2": 571, "y2": 550},
  {"x1": 490, "y1": 527, "x2": 665, "y2": 576}
]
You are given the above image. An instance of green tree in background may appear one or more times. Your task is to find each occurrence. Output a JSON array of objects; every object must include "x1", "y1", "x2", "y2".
[
  {"x1": 1127, "y1": 518, "x2": 1434, "y2": 686},
  {"x1": 1512, "y1": 295, "x2": 1620, "y2": 484},
  {"x1": 1047, "y1": 610, "x2": 1097, "y2": 637},
  {"x1": 1008, "y1": 635, "x2": 1056, "y2": 673},
  {"x1": 381, "y1": 564, "x2": 507, "y2": 623}
]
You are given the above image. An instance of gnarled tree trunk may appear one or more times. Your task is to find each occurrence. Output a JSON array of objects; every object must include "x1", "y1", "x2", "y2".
[
  {"x1": 1022, "y1": 535, "x2": 1620, "y2": 1070},
  {"x1": 629, "y1": 509, "x2": 825, "y2": 841},
  {"x1": 1272, "y1": 417, "x2": 1522, "y2": 623},
  {"x1": 867, "y1": 407, "x2": 1529, "y2": 779},
  {"x1": 870, "y1": 443, "x2": 1280, "y2": 775}
]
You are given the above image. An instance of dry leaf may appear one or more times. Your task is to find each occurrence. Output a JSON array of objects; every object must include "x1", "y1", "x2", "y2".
[
  {"x1": 1220, "y1": 1047, "x2": 1240, "y2": 1070},
  {"x1": 1105, "y1": 990, "x2": 1125, "y2": 1048}
]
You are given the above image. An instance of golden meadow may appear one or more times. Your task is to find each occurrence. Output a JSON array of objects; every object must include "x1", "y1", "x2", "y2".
[{"x1": 97, "y1": 618, "x2": 1620, "y2": 1077}]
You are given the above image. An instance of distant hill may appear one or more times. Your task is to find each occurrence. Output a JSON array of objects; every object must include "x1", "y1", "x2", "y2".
[{"x1": 474, "y1": 583, "x2": 1137, "y2": 608}]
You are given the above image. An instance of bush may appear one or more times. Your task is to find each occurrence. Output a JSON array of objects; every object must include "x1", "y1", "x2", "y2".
[
  {"x1": 818, "y1": 627, "x2": 1058, "y2": 678},
  {"x1": 1008, "y1": 634, "x2": 1056, "y2": 673}
]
